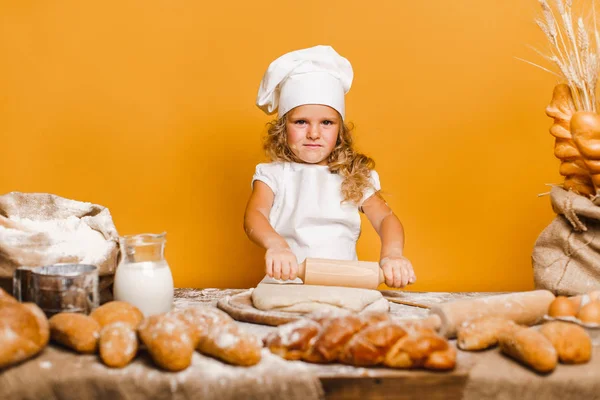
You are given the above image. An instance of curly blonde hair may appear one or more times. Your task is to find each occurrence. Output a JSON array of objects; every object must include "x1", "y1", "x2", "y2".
[{"x1": 263, "y1": 114, "x2": 376, "y2": 205}]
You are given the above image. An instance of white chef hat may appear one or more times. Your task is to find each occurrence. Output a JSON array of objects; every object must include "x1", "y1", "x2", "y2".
[{"x1": 256, "y1": 45, "x2": 353, "y2": 119}]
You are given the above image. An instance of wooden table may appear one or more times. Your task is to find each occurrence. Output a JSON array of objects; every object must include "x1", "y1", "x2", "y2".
[
  {"x1": 174, "y1": 288, "x2": 600, "y2": 400},
  {"x1": 2, "y1": 289, "x2": 600, "y2": 400}
]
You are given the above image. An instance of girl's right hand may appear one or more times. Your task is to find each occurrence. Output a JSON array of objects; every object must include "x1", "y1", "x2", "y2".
[{"x1": 265, "y1": 247, "x2": 298, "y2": 281}]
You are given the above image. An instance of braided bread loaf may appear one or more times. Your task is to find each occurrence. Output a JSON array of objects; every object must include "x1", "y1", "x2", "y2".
[{"x1": 264, "y1": 312, "x2": 456, "y2": 370}]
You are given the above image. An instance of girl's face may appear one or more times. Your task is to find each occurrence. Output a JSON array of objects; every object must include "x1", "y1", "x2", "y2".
[{"x1": 285, "y1": 104, "x2": 340, "y2": 166}]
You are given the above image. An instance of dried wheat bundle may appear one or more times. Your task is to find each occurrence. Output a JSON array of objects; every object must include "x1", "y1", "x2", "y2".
[{"x1": 521, "y1": 0, "x2": 600, "y2": 112}]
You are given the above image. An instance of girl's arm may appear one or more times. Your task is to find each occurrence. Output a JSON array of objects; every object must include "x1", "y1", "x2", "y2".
[
  {"x1": 362, "y1": 193, "x2": 416, "y2": 288},
  {"x1": 244, "y1": 181, "x2": 298, "y2": 280}
]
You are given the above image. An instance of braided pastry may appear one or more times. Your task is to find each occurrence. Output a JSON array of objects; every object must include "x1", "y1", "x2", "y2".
[{"x1": 264, "y1": 312, "x2": 456, "y2": 371}]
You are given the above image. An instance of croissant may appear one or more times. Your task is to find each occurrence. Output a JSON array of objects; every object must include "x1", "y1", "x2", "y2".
[{"x1": 264, "y1": 312, "x2": 456, "y2": 371}]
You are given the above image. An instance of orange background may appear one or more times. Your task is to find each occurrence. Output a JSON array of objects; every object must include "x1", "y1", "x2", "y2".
[{"x1": 0, "y1": 1, "x2": 561, "y2": 291}]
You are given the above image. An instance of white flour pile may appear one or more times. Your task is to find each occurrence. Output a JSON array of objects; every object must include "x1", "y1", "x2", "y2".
[
  {"x1": 0, "y1": 192, "x2": 120, "y2": 279},
  {"x1": 0, "y1": 215, "x2": 112, "y2": 265}
]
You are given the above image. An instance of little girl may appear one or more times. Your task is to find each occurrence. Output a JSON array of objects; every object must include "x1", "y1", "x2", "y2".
[{"x1": 244, "y1": 45, "x2": 415, "y2": 288}]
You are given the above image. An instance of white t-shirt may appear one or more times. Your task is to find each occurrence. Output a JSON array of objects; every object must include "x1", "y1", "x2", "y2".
[{"x1": 252, "y1": 161, "x2": 381, "y2": 282}]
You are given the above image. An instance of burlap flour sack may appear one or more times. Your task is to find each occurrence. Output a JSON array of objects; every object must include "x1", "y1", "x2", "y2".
[
  {"x1": 0, "y1": 192, "x2": 120, "y2": 299},
  {"x1": 533, "y1": 186, "x2": 600, "y2": 295}
]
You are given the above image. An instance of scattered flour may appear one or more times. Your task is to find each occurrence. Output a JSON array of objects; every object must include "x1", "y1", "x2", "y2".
[{"x1": 39, "y1": 361, "x2": 53, "y2": 369}]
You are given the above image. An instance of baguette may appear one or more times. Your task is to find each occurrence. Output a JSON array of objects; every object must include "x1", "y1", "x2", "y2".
[
  {"x1": 539, "y1": 321, "x2": 591, "y2": 364},
  {"x1": 498, "y1": 326, "x2": 558, "y2": 373},
  {"x1": 264, "y1": 312, "x2": 456, "y2": 371}
]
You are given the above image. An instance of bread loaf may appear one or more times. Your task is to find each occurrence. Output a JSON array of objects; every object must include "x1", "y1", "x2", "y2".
[
  {"x1": 49, "y1": 313, "x2": 101, "y2": 354},
  {"x1": 90, "y1": 301, "x2": 144, "y2": 329},
  {"x1": 0, "y1": 297, "x2": 50, "y2": 369},
  {"x1": 0, "y1": 287, "x2": 18, "y2": 304},
  {"x1": 498, "y1": 326, "x2": 557, "y2": 373},
  {"x1": 539, "y1": 321, "x2": 591, "y2": 364},
  {"x1": 429, "y1": 290, "x2": 555, "y2": 338},
  {"x1": 171, "y1": 306, "x2": 262, "y2": 366},
  {"x1": 264, "y1": 312, "x2": 456, "y2": 371},
  {"x1": 548, "y1": 296, "x2": 578, "y2": 317},
  {"x1": 570, "y1": 111, "x2": 600, "y2": 192},
  {"x1": 457, "y1": 316, "x2": 518, "y2": 351},
  {"x1": 138, "y1": 313, "x2": 195, "y2": 372},
  {"x1": 89, "y1": 301, "x2": 142, "y2": 368},
  {"x1": 99, "y1": 322, "x2": 139, "y2": 368},
  {"x1": 545, "y1": 84, "x2": 595, "y2": 196},
  {"x1": 384, "y1": 325, "x2": 457, "y2": 371},
  {"x1": 577, "y1": 300, "x2": 600, "y2": 323}
]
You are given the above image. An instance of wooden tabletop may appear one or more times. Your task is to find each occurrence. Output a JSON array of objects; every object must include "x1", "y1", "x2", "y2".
[
  {"x1": 2, "y1": 288, "x2": 598, "y2": 400},
  {"x1": 174, "y1": 288, "x2": 600, "y2": 400}
]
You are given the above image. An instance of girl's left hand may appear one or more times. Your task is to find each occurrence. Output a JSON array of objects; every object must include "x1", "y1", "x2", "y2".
[{"x1": 380, "y1": 256, "x2": 416, "y2": 288}]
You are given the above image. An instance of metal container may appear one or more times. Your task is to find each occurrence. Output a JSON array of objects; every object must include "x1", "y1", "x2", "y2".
[
  {"x1": 13, "y1": 264, "x2": 99, "y2": 317},
  {"x1": 13, "y1": 266, "x2": 36, "y2": 302}
]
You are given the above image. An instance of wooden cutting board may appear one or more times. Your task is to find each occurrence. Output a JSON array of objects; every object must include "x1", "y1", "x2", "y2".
[
  {"x1": 216, "y1": 289, "x2": 474, "y2": 326},
  {"x1": 217, "y1": 289, "x2": 303, "y2": 326}
]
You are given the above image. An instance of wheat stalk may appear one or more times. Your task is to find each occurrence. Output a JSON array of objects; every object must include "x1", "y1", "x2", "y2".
[{"x1": 525, "y1": 0, "x2": 600, "y2": 112}]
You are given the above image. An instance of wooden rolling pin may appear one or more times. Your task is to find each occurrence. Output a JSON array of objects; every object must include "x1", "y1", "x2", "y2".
[
  {"x1": 425, "y1": 290, "x2": 556, "y2": 338},
  {"x1": 296, "y1": 258, "x2": 385, "y2": 290}
]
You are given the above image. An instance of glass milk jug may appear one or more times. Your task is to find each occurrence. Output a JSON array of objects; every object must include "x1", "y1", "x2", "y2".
[{"x1": 113, "y1": 232, "x2": 174, "y2": 317}]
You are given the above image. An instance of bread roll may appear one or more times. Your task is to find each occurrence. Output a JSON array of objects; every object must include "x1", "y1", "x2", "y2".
[
  {"x1": 577, "y1": 301, "x2": 600, "y2": 324},
  {"x1": 0, "y1": 287, "x2": 18, "y2": 304},
  {"x1": 49, "y1": 313, "x2": 101, "y2": 354},
  {"x1": 548, "y1": 296, "x2": 579, "y2": 317},
  {"x1": 498, "y1": 326, "x2": 558, "y2": 373},
  {"x1": 0, "y1": 301, "x2": 50, "y2": 369},
  {"x1": 21, "y1": 303, "x2": 50, "y2": 348},
  {"x1": 457, "y1": 316, "x2": 518, "y2": 350},
  {"x1": 99, "y1": 322, "x2": 139, "y2": 368},
  {"x1": 539, "y1": 321, "x2": 591, "y2": 364},
  {"x1": 168, "y1": 309, "x2": 204, "y2": 347},
  {"x1": 138, "y1": 313, "x2": 195, "y2": 372},
  {"x1": 90, "y1": 301, "x2": 144, "y2": 329},
  {"x1": 174, "y1": 307, "x2": 262, "y2": 366}
]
